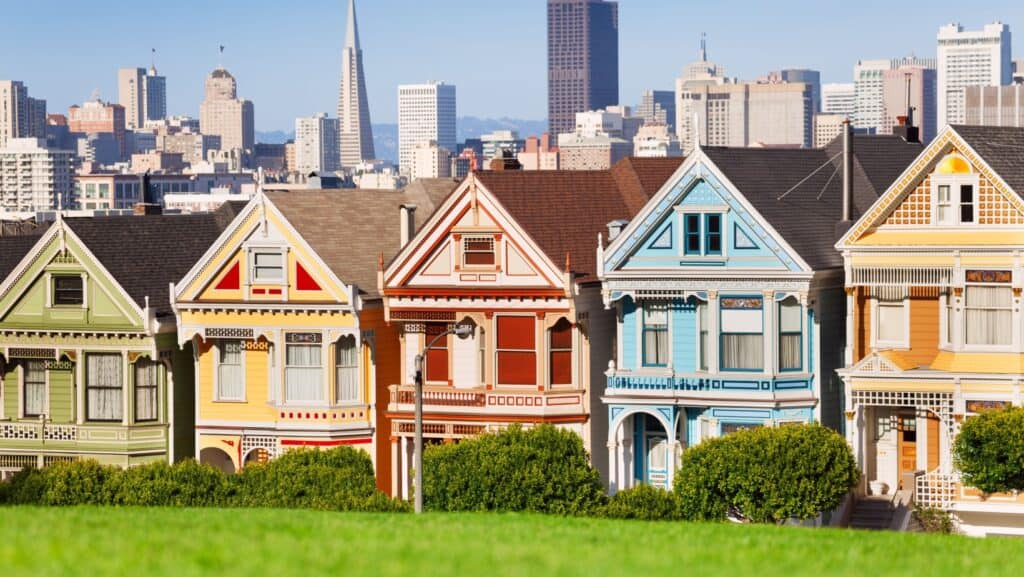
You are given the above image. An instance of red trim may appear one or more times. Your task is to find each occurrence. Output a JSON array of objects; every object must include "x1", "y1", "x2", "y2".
[
  {"x1": 252, "y1": 288, "x2": 267, "y2": 295},
  {"x1": 214, "y1": 261, "x2": 241, "y2": 290},
  {"x1": 386, "y1": 287, "x2": 565, "y2": 298},
  {"x1": 280, "y1": 438, "x2": 372, "y2": 447},
  {"x1": 267, "y1": 288, "x2": 282, "y2": 295},
  {"x1": 296, "y1": 262, "x2": 322, "y2": 291}
]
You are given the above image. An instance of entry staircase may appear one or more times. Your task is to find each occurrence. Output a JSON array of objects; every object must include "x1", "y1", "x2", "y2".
[{"x1": 847, "y1": 491, "x2": 913, "y2": 531}]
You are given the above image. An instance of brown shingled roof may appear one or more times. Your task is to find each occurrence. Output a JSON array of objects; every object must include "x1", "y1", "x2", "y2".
[
  {"x1": 265, "y1": 179, "x2": 458, "y2": 298},
  {"x1": 473, "y1": 157, "x2": 683, "y2": 283}
]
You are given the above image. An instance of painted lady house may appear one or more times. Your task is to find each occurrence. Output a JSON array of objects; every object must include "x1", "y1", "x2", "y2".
[
  {"x1": 600, "y1": 126, "x2": 922, "y2": 492},
  {"x1": 0, "y1": 204, "x2": 241, "y2": 475},
  {"x1": 836, "y1": 125, "x2": 1024, "y2": 536},
  {"x1": 172, "y1": 180, "x2": 454, "y2": 487},
  {"x1": 380, "y1": 158, "x2": 682, "y2": 497}
]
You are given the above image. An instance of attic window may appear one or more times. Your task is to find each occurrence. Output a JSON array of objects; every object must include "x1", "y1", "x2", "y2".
[
  {"x1": 53, "y1": 275, "x2": 83, "y2": 306},
  {"x1": 463, "y1": 236, "x2": 495, "y2": 266},
  {"x1": 251, "y1": 250, "x2": 284, "y2": 283}
]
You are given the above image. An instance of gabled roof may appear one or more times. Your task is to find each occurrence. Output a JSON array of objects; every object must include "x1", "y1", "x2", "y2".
[
  {"x1": 61, "y1": 202, "x2": 244, "y2": 318},
  {"x1": 949, "y1": 125, "x2": 1024, "y2": 195},
  {"x1": 701, "y1": 135, "x2": 922, "y2": 269},
  {"x1": 265, "y1": 178, "x2": 458, "y2": 298},
  {"x1": 473, "y1": 157, "x2": 684, "y2": 282},
  {"x1": 0, "y1": 228, "x2": 51, "y2": 279}
]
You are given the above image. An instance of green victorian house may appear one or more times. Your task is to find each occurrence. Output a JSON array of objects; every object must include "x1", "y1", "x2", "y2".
[{"x1": 0, "y1": 204, "x2": 241, "y2": 475}]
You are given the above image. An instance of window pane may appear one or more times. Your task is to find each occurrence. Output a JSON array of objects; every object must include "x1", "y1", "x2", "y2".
[
  {"x1": 960, "y1": 185, "x2": 974, "y2": 223},
  {"x1": 53, "y1": 276, "x2": 83, "y2": 306},
  {"x1": 779, "y1": 300, "x2": 801, "y2": 332},
  {"x1": 497, "y1": 351, "x2": 536, "y2": 385},
  {"x1": 135, "y1": 361, "x2": 158, "y2": 421},
  {"x1": 965, "y1": 286, "x2": 1012, "y2": 345},
  {"x1": 23, "y1": 360, "x2": 46, "y2": 417},
  {"x1": 217, "y1": 341, "x2": 244, "y2": 400},
  {"x1": 684, "y1": 214, "x2": 701, "y2": 254},
  {"x1": 87, "y1": 354, "x2": 122, "y2": 421},
  {"x1": 496, "y1": 316, "x2": 535, "y2": 349},
  {"x1": 877, "y1": 301, "x2": 906, "y2": 343},
  {"x1": 705, "y1": 214, "x2": 722, "y2": 254},
  {"x1": 721, "y1": 334, "x2": 763, "y2": 370},
  {"x1": 285, "y1": 345, "x2": 323, "y2": 402},
  {"x1": 779, "y1": 334, "x2": 801, "y2": 370},
  {"x1": 335, "y1": 336, "x2": 360, "y2": 403}
]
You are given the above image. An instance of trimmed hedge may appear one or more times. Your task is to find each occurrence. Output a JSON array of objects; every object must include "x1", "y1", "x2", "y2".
[
  {"x1": 673, "y1": 424, "x2": 858, "y2": 523},
  {"x1": 954, "y1": 406, "x2": 1024, "y2": 495},
  {"x1": 1, "y1": 446, "x2": 407, "y2": 512},
  {"x1": 600, "y1": 484, "x2": 682, "y2": 521},
  {"x1": 423, "y1": 424, "x2": 606, "y2": 515}
]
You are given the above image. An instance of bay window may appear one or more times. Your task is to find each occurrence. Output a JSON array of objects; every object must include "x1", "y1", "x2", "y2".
[
  {"x1": 965, "y1": 285, "x2": 1012, "y2": 346},
  {"x1": 778, "y1": 298, "x2": 802, "y2": 371},
  {"x1": 87, "y1": 353, "x2": 122, "y2": 421},
  {"x1": 720, "y1": 297, "x2": 763, "y2": 371},
  {"x1": 642, "y1": 302, "x2": 669, "y2": 367},
  {"x1": 285, "y1": 334, "x2": 324, "y2": 402}
]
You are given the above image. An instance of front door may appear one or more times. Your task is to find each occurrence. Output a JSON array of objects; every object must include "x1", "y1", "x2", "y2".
[
  {"x1": 646, "y1": 434, "x2": 668, "y2": 489},
  {"x1": 897, "y1": 415, "x2": 917, "y2": 487}
]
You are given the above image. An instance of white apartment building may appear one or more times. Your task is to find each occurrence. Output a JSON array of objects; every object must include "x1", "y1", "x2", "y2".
[
  {"x1": 821, "y1": 83, "x2": 856, "y2": 117},
  {"x1": 0, "y1": 81, "x2": 44, "y2": 148},
  {"x1": 0, "y1": 138, "x2": 74, "y2": 213},
  {"x1": 937, "y1": 22, "x2": 1012, "y2": 127},
  {"x1": 410, "y1": 140, "x2": 451, "y2": 179},
  {"x1": 294, "y1": 113, "x2": 341, "y2": 174},
  {"x1": 854, "y1": 56, "x2": 936, "y2": 134},
  {"x1": 677, "y1": 81, "x2": 813, "y2": 151},
  {"x1": 397, "y1": 82, "x2": 456, "y2": 175},
  {"x1": 963, "y1": 85, "x2": 1024, "y2": 127},
  {"x1": 813, "y1": 113, "x2": 846, "y2": 147},
  {"x1": 633, "y1": 124, "x2": 681, "y2": 157},
  {"x1": 199, "y1": 68, "x2": 255, "y2": 155},
  {"x1": 480, "y1": 130, "x2": 521, "y2": 163},
  {"x1": 118, "y1": 68, "x2": 146, "y2": 130}
]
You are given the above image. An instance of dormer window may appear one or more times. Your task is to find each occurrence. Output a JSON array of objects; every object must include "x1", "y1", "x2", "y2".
[
  {"x1": 682, "y1": 212, "x2": 723, "y2": 257},
  {"x1": 932, "y1": 154, "x2": 977, "y2": 225},
  {"x1": 251, "y1": 250, "x2": 284, "y2": 283},
  {"x1": 462, "y1": 236, "x2": 495, "y2": 267},
  {"x1": 53, "y1": 275, "x2": 83, "y2": 306}
]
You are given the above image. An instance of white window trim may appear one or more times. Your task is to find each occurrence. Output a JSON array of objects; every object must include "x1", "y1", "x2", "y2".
[
  {"x1": 246, "y1": 245, "x2": 289, "y2": 286},
  {"x1": 675, "y1": 206, "x2": 730, "y2": 261},
  {"x1": 213, "y1": 340, "x2": 247, "y2": 402},
  {"x1": 930, "y1": 173, "x2": 980, "y2": 226},
  {"x1": 871, "y1": 296, "x2": 910, "y2": 350},
  {"x1": 19, "y1": 361, "x2": 50, "y2": 420},
  {"x1": 283, "y1": 339, "x2": 329, "y2": 406},
  {"x1": 334, "y1": 334, "x2": 362, "y2": 406},
  {"x1": 961, "y1": 283, "x2": 1015, "y2": 353},
  {"x1": 636, "y1": 300, "x2": 673, "y2": 372}
]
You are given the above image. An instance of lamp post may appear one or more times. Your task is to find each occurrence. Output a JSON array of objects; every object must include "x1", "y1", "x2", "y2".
[{"x1": 413, "y1": 323, "x2": 473, "y2": 513}]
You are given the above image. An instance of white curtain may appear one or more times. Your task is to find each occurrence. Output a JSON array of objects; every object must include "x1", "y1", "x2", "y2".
[
  {"x1": 217, "y1": 341, "x2": 244, "y2": 400},
  {"x1": 876, "y1": 299, "x2": 906, "y2": 344},
  {"x1": 286, "y1": 344, "x2": 323, "y2": 402},
  {"x1": 23, "y1": 360, "x2": 45, "y2": 417},
  {"x1": 720, "y1": 303, "x2": 763, "y2": 370},
  {"x1": 643, "y1": 302, "x2": 669, "y2": 366},
  {"x1": 778, "y1": 298, "x2": 802, "y2": 370},
  {"x1": 335, "y1": 336, "x2": 359, "y2": 403},
  {"x1": 135, "y1": 361, "x2": 158, "y2": 422},
  {"x1": 697, "y1": 302, "x2": 708, "y2": 371},
  {"x1": 87, "y1": 354, "x2": 122, "y2": 421},
  {"x1": 966, "y1": 286, "x2": 1012, "y2": 345}
]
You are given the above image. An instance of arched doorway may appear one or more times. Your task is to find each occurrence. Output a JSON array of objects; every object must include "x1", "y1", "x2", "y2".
[
  {"x1": 243, "y1": 448, "x2": 270, "y2": 468},
  {"x1": 608, "y1": 407, "x2": 682, "y2": 493},
  {"x1": 200, "y1": 447, "x2": 236, "y2": 474}
]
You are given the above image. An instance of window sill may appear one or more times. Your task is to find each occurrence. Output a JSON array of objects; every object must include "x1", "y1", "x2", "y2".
[{"x1": 213, "y1": 398, "x2": 248, "y2": 404}]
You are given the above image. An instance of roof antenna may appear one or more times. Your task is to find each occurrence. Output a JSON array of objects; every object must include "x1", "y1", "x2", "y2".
[
  {"x1": 218, "y1": 44, "x2": 225, "y2": 69},
  {"x1": 150, "y1": 48, "x2": 157, "y2": 72},
  {"x1": 699, "y1": 32, "x2": 707, "y2": 61}
]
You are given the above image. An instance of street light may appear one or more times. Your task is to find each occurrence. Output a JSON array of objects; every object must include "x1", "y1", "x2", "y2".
[{"x1": 413, "y1": 323, "x2": 474, "y2": 513}]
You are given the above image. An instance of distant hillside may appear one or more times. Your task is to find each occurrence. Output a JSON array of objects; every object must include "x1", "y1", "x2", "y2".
[{"x1": 258, "y1": 117, "x2": 547, "y2": 164}]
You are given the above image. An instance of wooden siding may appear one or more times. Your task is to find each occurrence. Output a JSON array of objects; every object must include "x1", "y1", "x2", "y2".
[
  {"x1": 907, "y1": 295, "x2": 940, "y2": 367},
  {"x1": 854, "y1": 288, "x2": 871, "y2": 363},
  {"x1": 363, "y1": 305, "x2": 400, "y2": 493}
]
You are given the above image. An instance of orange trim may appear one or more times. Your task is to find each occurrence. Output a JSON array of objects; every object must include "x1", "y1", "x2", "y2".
[
  {"x1": 384, "y1": 412, "x2": 588, "y2": 424},
  {"x1": 386, "y1": 287, "x2": 565, "y2": 298},
  {"x1": 396, "y1": 203, "x2": 473, "y2": 285},
  {"x1": 390, "y1": 307, "x2": 570, "y2": 315}
]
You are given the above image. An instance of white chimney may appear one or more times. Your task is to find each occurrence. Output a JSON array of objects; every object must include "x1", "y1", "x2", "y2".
[
  {"x1": 400, "y1": 204, "x2": 417, "y2": 246},
  {"x1": 606, "y1": 219, "x2": 629, "y2": 241}
]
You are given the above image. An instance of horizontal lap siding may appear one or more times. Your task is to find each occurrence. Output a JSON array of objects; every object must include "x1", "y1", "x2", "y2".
[{"x1": 907, "y1": 296, "x2": 939, "y2": 367}]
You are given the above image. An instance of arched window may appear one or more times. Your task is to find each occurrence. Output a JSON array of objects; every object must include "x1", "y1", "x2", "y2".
[
  {"x1": 335, "y1": 335, "x2": 359, "y2": 403},
  {"x1": 778, "y1": 297, "x2": 802, "y2": 371},
  {"x1": 549, "y1": 318, "x2": 573, "y2": 386},
  {"x1": 933, "y1": 154, "x2": 977, "y2": 225}
]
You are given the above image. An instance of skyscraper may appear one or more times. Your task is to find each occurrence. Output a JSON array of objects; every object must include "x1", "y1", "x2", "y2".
[
  {"x1": 199, "y1": 68, "x2": 255, "y2": 154},
  {"x1": 821, "y1": 83, "x2": 856, "y2": 117},
  {"x1": 118, "y1": 68, "x2": 146, "y2": 130},
  {"x1": 295, "y1": 113, "x2": 340, "y2": 174},
  {"x1": 337, "y1": 0, "x2": 374, "y2": 167},
  {"x1": 854, "y1": 56, "x2": 935, "y2": 134},
  {"x1": 144, "y1": 66, "x2": 167, "y2": 122},
  {"x1": 547, "y1": 0, "x2": 619, "y2": 136},
  {"x1": 397, "y1": 82, "x2": 456, "y2": 176},
  {"x1": 637, "y1": 90, "x2": 676, "y2": 130},
  {"x1": 937, "y1": 22, "x2": 1012, "y2": 128}
]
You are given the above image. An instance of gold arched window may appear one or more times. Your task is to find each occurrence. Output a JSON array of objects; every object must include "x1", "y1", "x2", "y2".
[{"x1": 933, "y1": 154, "x2": 977, "y2": 225}]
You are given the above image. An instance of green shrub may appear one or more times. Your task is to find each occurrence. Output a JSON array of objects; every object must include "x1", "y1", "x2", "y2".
[
  {"x1": 8, "y1": 461, "x2": 119, "y2": 506},
  {"x1": 4, "y1": 467, "x2": 48, "y2": 505},
  {"x1": 232, "y1": 446, "x2": 379, "y2": 511},
  {"x1": 423, "y1": 424, "x2": 606, "y2": 515},
  {"x1": 107, "y1": 460, "x2": 233, "y2": 507},
  {"x1": 601, "y1": 484, "x2": 682, "y2": 521},
  {"x1": 673, "y1": 424, "x2": 859, "y2": 524},
  {"x1": 954, "y1": 406, "x2": 1024, "y2": 495},
  {"x1": 913, "y1": 507, "x2": 958, "y2": 534}
]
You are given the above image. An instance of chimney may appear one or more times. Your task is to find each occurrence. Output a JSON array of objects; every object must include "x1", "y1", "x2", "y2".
[
  {"x1": 134, "y1": 170, "x2": 162, "y2": 215},
  {"x1": 400, "y1": 204, "x2": 417, "y2": 246},
  {"x1": 606, "y1": 219, "x2": 629, "y2": 241}
]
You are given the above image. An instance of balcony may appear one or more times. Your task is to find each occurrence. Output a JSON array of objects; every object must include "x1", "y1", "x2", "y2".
[
  {"x1": 0, "y1": 421, "x2": 168, "y2": 452},
  {"x1": 605, "y1": 371, "x2": 813, "y2": 399},
  {"x1": 387, "y1": 384, "x2": 585, "y2": 418}
]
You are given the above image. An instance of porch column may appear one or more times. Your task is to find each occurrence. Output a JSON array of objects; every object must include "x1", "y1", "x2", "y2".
[
  {"x1": 621, "y1": 438, "x2": 634, "y2": 489},
  {"x1": 400, "y1": 435, "x2": 410, "y2": 500},
  {"x1": 390, "y1": 436, "x2": 400, "y2": 497},
  {"x1": 708, "y1": 292, "x2": 719, "y2": 375},
  {"x1": 665, "y1": 419, "x2": 678, "y2": 488},
  {"x1": 606, "y1": 440, "x2": 619, "y2": 494}
]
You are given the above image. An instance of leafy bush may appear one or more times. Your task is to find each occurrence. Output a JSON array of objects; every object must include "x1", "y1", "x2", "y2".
[
  {"x1": 233, "y1": 446, "x2": 379, "y2": 511},
  {"x1": 107, "y1": 460, "x2": 234, "y2": 507},
  {"x1": 673, "y1": 424, "x2": 859, "y2": 524},
  {"x1": 913, "y1": 507, "x2": 958, "y2": 534},
  {"x1": 423, "y1": 424, "x2": 606, "y2": 515},
  {"x1": 954, "y1": 406, "x2": 1024, "y2": 495},
  {"x1": 600, "y1": 484, "x2": 682, "y2": 521}
]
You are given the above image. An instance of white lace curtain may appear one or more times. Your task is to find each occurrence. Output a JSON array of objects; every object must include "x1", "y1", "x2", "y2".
[
  {"x1": 335, "y1": 336, "x2": 359, "y2": 403},
  {"x1": 135, "y1": 360, "x2": 159, "y2": 422},
  {"x1": 23, "y1": 360, "x2": 46, "y2": 417},
  {"x1": 643, "y1": 302, "x2": 669, "y2": 366},
  {"x1": 965, "y1": 286, "x2": 1012, "y2": 346},
  {"x1": 87, "y1": 354, "x2": 122, "y2": 421},
  {"x1": 217, "y1": 341, "x2": 244, "y2": 400},
  {"x1": 721, "y1": 305, "x2": 763, "y2": 371},
  {"x1": 286, "y1": 344, "x2": 323, "y2": 402}
]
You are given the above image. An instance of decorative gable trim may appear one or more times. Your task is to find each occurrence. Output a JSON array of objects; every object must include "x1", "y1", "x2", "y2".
[{"x1": 843, "y1": 351, "x2": 907, "y2": 376}]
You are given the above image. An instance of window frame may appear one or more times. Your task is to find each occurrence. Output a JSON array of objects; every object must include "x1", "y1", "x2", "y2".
[
  {"x1": 22, "y1": 360, "x2": 46, "y2": 418},
  {"x1": 778, "y1": 297, "x2": 803, "y2": 372},
  {"x1": 549, "y1": 318, "x2": 574, "y2": 387},
  {"x1": 963, "y1": 278, "x2": 1013, "y2": 351},
  {"x1": 495, "y1": 315, "x2": 537, "y2": 387},
  {"x1": 214, "y1": 340, "x2": 246, "y2": 402},
  {"x1": 334, "y1": 335, "x2": 360, "y2": 404},
  {"x1": 86, "y1": 353, "x2": 123, "y2": 423},
  {"x1": 461, "y1": 235, "x2": 496, "y2": 268},
  {"x1": 248, "y1": 247, "x2": 286, "y2": 284},
  {"x1": 51, "y1": 274, "x2": 84, "y2": 307},
  {"x1": 677, "y1": 207, "x2": 727, "y2": 259},
  {"x1": 719, "y1": 296, "x2": 764, "y2": 372},
  {"x1": 641, "y1": 301, "x2": 670, "y2": 368},
  {"x1": 871, "y1": 295, "x2": 910, "y2": 349},
  {"x1": 931, "y1": 173, "x2": 979, "y2": 226},
  {"x1": 704, "y1": 213, "x2": 722, "y2": 256},
  {"x1": 134, "y1": 359, "x2": 160, "y2": 423},
  {"x1": 284, "y1": 334, "x2": 325, "y2": 404}
]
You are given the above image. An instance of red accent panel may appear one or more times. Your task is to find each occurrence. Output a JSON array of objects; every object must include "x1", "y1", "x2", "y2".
[
  {"x1": 214, "y1": 261, "x2": 240, "y2": 290},
  {"x1": 268, "y1": 288, "x2": 282, "y2": 295},
  {"x1": 497, "y1": 351, "x2": 536, "y2": 385},
  {"x1": 252, "y1": 288, "x2": 266, "y2": 295},
  {"x1": 550, "y1": 351, "x2": 572, "y2": 385},
  {"x1": 550, "y1": 320, "x2": 572, "y2": 348},
  {"x1": 296, "y1": 262, "x2": 322, "y2": 291},
  {"x1": 496, "y1": 316, "x2": 535, "y2": 349},
  {"x1": 280, "y1": 438, "x2": 372, "y2": 447},
  {"x1": 426, "y1": 342, "x2": 448, "y2": 382}
]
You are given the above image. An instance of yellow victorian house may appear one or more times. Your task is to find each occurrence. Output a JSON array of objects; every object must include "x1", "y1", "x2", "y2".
[
  {"x1": 173, "y1": 182, "x2": 452, "y2": 480},
  {"x1": 837, "y1": 125, "x2": 1024, "y2": 536}
]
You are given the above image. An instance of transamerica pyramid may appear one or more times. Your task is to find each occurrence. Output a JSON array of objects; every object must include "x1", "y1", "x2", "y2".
[{"x1": 338, "y1": 0, "x2": 375, "y2": 167}]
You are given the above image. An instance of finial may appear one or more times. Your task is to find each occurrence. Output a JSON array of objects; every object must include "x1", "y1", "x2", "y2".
[
  {"x1": 565, "y1": 252, "x2": 571, "y2": 271},
  {"x1": 378, "y1": 252, "x2": 385, "y2": 271}
]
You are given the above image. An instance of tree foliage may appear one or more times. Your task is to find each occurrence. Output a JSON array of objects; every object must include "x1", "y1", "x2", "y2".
[{"x1": 954, "y1": 406, "x2": 1024, "y2": 495}]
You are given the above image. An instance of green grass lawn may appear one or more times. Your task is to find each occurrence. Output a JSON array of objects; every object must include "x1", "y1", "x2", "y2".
[{"x1": 0, "y1": 507, "x2": 1020, "y2": 577}]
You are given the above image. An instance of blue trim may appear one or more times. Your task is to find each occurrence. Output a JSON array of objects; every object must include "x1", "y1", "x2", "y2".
[
  {"x1": 683, "y1": 213, "x2": 701, "y2": 255},
  {"x1": 704, "y1": 213, "x2": 722, "y2": 255},
  {"x1": 778, "y1": 299, "x2": 803, "y2": 373},
  {"x1": 718, "y1": 295, "x2": 764, "y2": 372},
  {"x1": 647, "y1": 223, "x2": 673, "y2": 250}
]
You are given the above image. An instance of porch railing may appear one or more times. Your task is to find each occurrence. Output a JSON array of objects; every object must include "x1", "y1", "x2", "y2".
[{"x1": 915, "y1": 470, "x2": 957, "y2": 510}]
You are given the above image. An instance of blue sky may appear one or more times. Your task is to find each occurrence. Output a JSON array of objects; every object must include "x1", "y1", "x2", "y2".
[{"x1": 1, "y1": 0, "x2": 1021, "y2": 130}]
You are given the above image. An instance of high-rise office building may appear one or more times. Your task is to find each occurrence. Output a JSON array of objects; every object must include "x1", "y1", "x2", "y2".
[
  {"x1": 547, "y1": 0, "x2": 618, "y2": 135},
  {"x1": 0, "y1": 138, "x2": 74, "y2": 213},
  {"x1": 118, "y1": 68, "x2": 145, "y2": 129},
  {"x1": 677, "y1": 82, "x2": 813, "y2": 151},
  {"x1": 397, "y1": 82, "x2": 456, "y2": 175},
  {"x1": 68, "y1": 98, "x2": 128, "y2": 159},
  {"x1": 881, "y1": 66, "x2": 937, "y2": 143},
  {"x1": 964, "y1": 85, "x2": 1024, "y2": 127},
  {"x1": 337, "y1": 0, "x2": 375, "y2": 167},
  {"x1": 854, "y1": 56, "x2": 935, "y2": 133},
  {"x1": 821, "y1": 83, "x2": 856, "y2": 117},
  {"x1": 763, "y1": 69, "x2": 821, "y2": 112},
  {"x1": 637, "y1": 89, "x2": 676, "y2": 130},
  {"x1": 144, "y1": 67, "x2": 167, "y2": 123},
  {"x1": 937, "y1": 22, "x2": 1012, "y2": 127},
  {"x1": 0, "y1": 81, "x2": 45, "y2": 147},
  {"x1": 295, "y1": 113, "x2": 341, "y2": 174},
  {"x1": 674, "y1": 36, "x2": 731, "y2": 145},
  {"x1": 199, "y1": 68, "x2": 255, "y2": 154}
]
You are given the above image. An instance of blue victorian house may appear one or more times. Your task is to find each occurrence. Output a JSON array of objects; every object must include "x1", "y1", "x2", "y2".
[{"x1": 598, "y1": 132, "x2": 922, "y2": 492}]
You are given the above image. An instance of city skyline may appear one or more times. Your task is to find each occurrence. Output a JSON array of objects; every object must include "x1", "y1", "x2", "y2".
[{"x1": 2, "y1": 0, "x2": 1023, "y2": 131}]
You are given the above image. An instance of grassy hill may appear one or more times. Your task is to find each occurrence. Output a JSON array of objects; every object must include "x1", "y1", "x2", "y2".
[{"x1": 0, "y1": 507, "x2": 1018, "y2": 577}]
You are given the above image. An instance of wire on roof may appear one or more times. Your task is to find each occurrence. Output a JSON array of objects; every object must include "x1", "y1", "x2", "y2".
[
  {"x1": 776, "y1": 151, "x2": 843, "y2": 201},
  {"x1": 815, "y1": 162, "x2": 842, "y2": 201}
]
